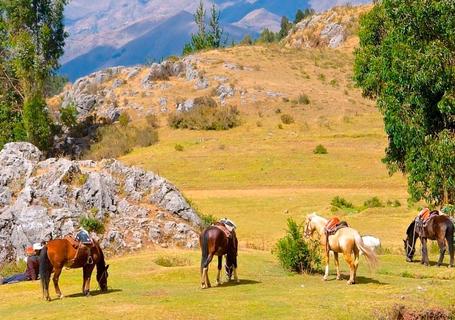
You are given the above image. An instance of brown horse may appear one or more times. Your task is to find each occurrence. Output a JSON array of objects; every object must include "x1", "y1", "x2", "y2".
[
  {"x1": 39, "y1": 238, "x2": 109, "y2": 301},
  {"x1": 200, "y1": 224, "x2": 238, "y2": 288},
  {"x1": 304, "y1": 213, "x2": 378, "y2": 284},
  {"x1": 404, "y1": 214, "x2": 454, "y2": 267}
]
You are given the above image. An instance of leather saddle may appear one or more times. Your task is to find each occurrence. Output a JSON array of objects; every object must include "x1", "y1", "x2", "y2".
[
  {"x1": 214, "y1": 222, "x2": 233, "y2": 239},
  {"x1": 416, "y1": 209, "x2": 439, "y2": 227},
  {"x1": 325, "y1": 218, "x2": 349, "y2": 236},
  {"x1": 64, "y1": 235, "x2": 94, "y2": 266}
]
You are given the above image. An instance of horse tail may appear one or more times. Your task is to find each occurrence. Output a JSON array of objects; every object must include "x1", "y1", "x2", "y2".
[
  {"x1": 354, "y1": 232, "x2": 378, "y2": 268},
  {"x1": 39, "y1": 245, "x2": 52, "y2": 293},
  {"x1": 200, "y1": 229, "x2": 209, "y2": 273},
  {"x1": 446, "y1": 220, "x2": 454, "y2": 259}
]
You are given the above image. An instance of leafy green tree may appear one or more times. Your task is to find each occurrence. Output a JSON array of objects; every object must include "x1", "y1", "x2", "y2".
[
  {"x1": 240, "y1": 34, "x2": 253, "y2": 46},
  {"x1": 354, "y1": 0, "x2": 455, "y2": 205},
  {"x1": 0, "y1": 0, "x2": 68, "y2": 151},
  {"x1": 278, "y1": 16, "x2": 292, "y2": 40},
  {"x1": 60, "y1": 104, "x2": 78, "y2": 129},
  {"x1": 183, "y1": 1, "x2": 224, "y2": 54},
  {"x1": 257, "y1": 28, "x2": 277, "y2": 43},
  {"x1": 294, "y1": 9, "x2": 305, "y2": 24}
]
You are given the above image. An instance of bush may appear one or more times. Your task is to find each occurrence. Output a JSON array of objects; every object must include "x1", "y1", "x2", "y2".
[
  {"x1": 240, "y1": 34, "x2": 253, "y2": 46},
  {"x1": 0, "y1": 260, "x2": 27, "y2": 277},
  {"x1": 23, "y1": 96, "x2": 53, "y2": 151},
  {"x1": 145, "y1": 114, "x2": 159, "y2": 128},
  {"x1": 313, "y1": 144, "x2": 328, "y2": 154},
  {"x1": 364, "y1": 197, "x2": 384, "y2": 208},
  {"x1": 386, "y1": 199, "x2": 401, "y2": 207},
  {"x1": 118, "y1": 112, "x2": 130, "y2": 127},
  {"x1": 331, "y1": 196, "x2": 354, "y2": 209},
  {"x1": 298, "y1": 94, "x2": 310, "y2": 105},
  {"x1": 274, "y1": 218, "x2": 321, "y2": 273},
  {"x1": 154, "y1": 255, "x2": 192, "y2": 267},
  {"x1": 200, "y1": 213, "x2": 218, "y2": 229},
  {"x1": 85, "y1": 124, "x2": 158, "y2": 160},
  {"x1": 60, "y1": 104, "x2": 78, "y2": 128},
  {"x1": 442, "y1": 204, "x2": 455, "y2": 217},
  {"x1": 168, "y1": 105, "x2": 240, "y2": 130},
  {"x1": 175, "y1": 144, "x2": 184, "y2": 152},
  {"x1": 281, "y1": 114, "x2": 294, "y2": 124},
  {"x1": 277, "y1": 124, "x2": 283, "y2": 129},
  {"x1": 80, "y1": 216, "x2": 104, "y2": 233}
]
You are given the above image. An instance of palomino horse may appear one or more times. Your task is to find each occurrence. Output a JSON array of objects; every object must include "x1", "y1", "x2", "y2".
[
  {"x1": 304, "y1": 213, "x2": 378, "y2": 284},
  {"x1": 39, "y1": 238, "x2": 109, "y2": 301},
  {"x1": 404, "y1": 213, "x2": 454, "y2": 267},
  {"x1": 200, "y1": 223, "x2": 238, "y2": 288}
]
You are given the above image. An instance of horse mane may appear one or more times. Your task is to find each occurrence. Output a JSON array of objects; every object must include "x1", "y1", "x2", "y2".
[{"x1": 406, "y1": 220, "x2": 416, "y2": 236}]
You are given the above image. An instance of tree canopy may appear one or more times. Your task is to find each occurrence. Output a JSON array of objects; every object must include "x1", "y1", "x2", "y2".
[{"x1": 354, "y1": 0, "x2": 454, "y2": 206}]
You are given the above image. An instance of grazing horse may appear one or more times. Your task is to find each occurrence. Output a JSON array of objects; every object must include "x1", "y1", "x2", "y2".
[
  {"x1": 39, "y1": 238, "x2": 109, "y2": 301},
  {"x1": 404, "y1": 214, "x2": 454, "y2": 267},
  {"x1": 200, "y1": 223, "x2": 238, "y2": 288},
  {"x1": 304, "y1": 213, "x2": 378, "y2": 284}
]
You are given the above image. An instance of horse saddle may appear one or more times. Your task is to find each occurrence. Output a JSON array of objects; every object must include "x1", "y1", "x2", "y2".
[
  {"x1": 416, "y1": 210, "x2": 439, "y2": 227},
  {"x1": 325, "y1": 218, "x2": 349, "y2": 236},
  {"x1": 214, "y1": 222, "x2": 233, "y2": 239},
  {"x1": 64, "y1": 235, "x2": 94, "y2": 266}
]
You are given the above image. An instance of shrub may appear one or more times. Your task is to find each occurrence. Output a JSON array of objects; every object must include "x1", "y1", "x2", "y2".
[
  {"x1": 275, "y1": 108, "x2": 282, "y2": 114},
  {"x1": 200, "y1": 213, "x2": 218, "y2": 229},
  {"x1": 386, "y1": 199, "x2": 401, "y2": 207},
  {"x1": 175, "y1": 144, "x2": 184, "y2": 152},
  {"x1": 442, "y1": 204, "x2": 455, "y2": 217},
  {"x1": 313, "y1": 144, "x2": 328, "y2": 154},
  {"x1": 85, "y1": 124, "x2": 158, "y2": 160},
  {"x1": 298, "y1": 94, "x2": 310, "y2": 105},
  {"x1": 23, "y1": 96, "x2": 53, "y2": 151},
  {"x1": 281, "y1": 114, "x2": 294, "y2": 124},
  {"x1": 278, "y1": 124, "x2": 283, "y2": 129},
  {"x1": 168, "y1": 105, "x2": 240, "y2": 130},
  {"x1": 60, "y1": 104, "x2": 78, "y2": 128},
  {"x1": 240, "y1": 34, "x2": 253, "y2": 45},
  {"x1": 118, "y1": 112, "x2": 130, "y2": 127},
  {"x1": 364, "y1": 197, "x2": 384, "y2": 208},
  {"x1": 145, "y1": 114, "x2": 159, "y2": 128},
  {"x1": 0, "y1": 260, "x2": 27, "y2": 277},
  {"x1": 331, "y1": 196, "x2": 354, "y2": 209},
  {"x1": 256, "y1": 121, "x2": 263, "y2": 127},
  {"x1": 274, "y1": 218, "x2": 321, "y2": 273},
  {"x1": 80, "y1": 215, "x2": 104, "y2": 233}
]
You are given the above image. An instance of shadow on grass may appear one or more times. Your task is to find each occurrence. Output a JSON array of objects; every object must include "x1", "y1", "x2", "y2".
[
  {"x1": 214, "y1": 279, "x2": 261, "y2": 288},
  {"x1": 66, "y1": 288, "x2": 122, "y2": 299},
  {"x1": 355, "y1": 276, "x2": 387, "y2": 285}
]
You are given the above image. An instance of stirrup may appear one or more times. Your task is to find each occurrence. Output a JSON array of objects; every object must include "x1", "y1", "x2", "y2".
[{"x1": 87, "y1": 256, "x2": 93, "y2": 265}]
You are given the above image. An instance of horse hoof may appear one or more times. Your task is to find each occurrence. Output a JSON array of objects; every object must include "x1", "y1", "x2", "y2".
[
  {"x1": 322, "y1": 277, "x2": 328, "y2": 281},
  {"x1": 216, "y1": 281, "x2": 221, "y2": 286},
  {"x1": 347, "y1": 280, "x2": 355, "y2": 285},
  {"x1": 45, "y1": 297, "x2": 51, "y2": 302},
  {"x1": 59, "y1": 295, "x2": 64, "y2": 300},
  {"x1": 336, "y1": 276, "x2": 342, "y2": 280},
  {"x1": 236, "y1": 279, "x2": 240, "y2": 283}
]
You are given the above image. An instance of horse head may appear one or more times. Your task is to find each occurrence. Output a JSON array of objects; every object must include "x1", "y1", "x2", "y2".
[
  {"x1": 97, "y1": 264, "x2": 109, "y2": 292},
  {"x1": 225, "y1": 233, "x2": 238, "y2": 281},
  {"x1": 304, "y1": 214, "x2": 318, "y2": 238},
  {"x1": 404, "y1": 221, "x2": 417, "y2": 262}
]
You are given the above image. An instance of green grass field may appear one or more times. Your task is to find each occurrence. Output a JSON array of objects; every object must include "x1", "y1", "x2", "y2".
[{"x1": 2, "y1": 45, "x2": 454, "y2": 319}]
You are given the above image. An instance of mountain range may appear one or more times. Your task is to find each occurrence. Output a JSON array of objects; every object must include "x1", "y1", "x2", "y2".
[{"x1": 61, "y1": 0, "x2": 370, "y2": 81}]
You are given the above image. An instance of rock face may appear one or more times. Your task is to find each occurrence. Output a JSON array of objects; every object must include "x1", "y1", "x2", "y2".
[
  {"x1": 0, "y1": 143, "x2": 201, "y2": 264},
  {"x1": 284, "y1": 4, "x2": 372, "y2": 49}
]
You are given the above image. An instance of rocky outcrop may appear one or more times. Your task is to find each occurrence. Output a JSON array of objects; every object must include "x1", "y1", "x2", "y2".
[
  {"x1": 0, "y1": 143, "x2": 201, "y2": 264},
  {"x1": 284, "y1": 4, "x2": 372, "y2": 49}
]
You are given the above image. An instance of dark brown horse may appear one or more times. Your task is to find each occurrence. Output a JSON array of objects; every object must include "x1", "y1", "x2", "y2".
[
  {"x1": 404, "y1": 213, "x2": 454, "y2": 267},
  {"x1": 200, "y1": 224, "x2": 238, "y2": 288},
  {"x1": 39, "y1": 238, "x2": 109, "y2": 301}
]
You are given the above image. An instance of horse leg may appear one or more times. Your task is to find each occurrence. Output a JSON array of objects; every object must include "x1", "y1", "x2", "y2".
[
  {"x1": 233, "y1": 255, "x2": 239, "y2": 283},
  {"x1": 334, "y1": 252, "x2": 341, "y2": 280},
  {"x1": 216, "y1": 255, "x2": 222, "y2": 286},
  {"x1": 421, "y1": 238, "x2": 429, "y2": 266},
  {"x1": 448, "y1": 233, "x2": 454, "y2": 268},
  {"x1": 437, "y1": 238, "x2": 446, "y2": 267},
  {"x1": 52, "y1": 266, "x2": 64, "y2": 299},
  {"x1": 343, "y1": 252, "x2": 355, "y2": 285},
  {"x1": 323, "y1": 251, "x2": 330, "y2": 281},
  {"x1": 83, "y1": 264, "x2": 95, "y2": 296},
  {"x1": 353, "y1": 249, "x2": 360, "y2": 282},
  {"x1": 201, "y1": 254, "x2": 214, "y2": 289}
]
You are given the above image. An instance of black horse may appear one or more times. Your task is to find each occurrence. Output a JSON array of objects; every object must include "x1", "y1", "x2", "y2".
[
  {"x1": 200, "y1": 223, "x2": 238, "y2": 288},
  {"x1": 404, "y1": 213, "x2": 454, "y2": 267}
]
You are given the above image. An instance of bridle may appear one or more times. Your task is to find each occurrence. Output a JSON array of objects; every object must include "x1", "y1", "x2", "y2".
[{"x1": 304, "y1": 218, "x2": 313, "y2": 238}]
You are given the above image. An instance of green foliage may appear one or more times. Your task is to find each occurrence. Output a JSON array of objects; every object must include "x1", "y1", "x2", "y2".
[
  {"x1": 364, "y1": 197, "x2": 384, "y2": 208},
  {"x1": 280, "y1": 114, "x2": 294, "y2": 124},
  {"x1": 60, "y1": 104, "x2": 78, "y2": 128},
  {"x1": 441, "y1": 204, "x2": 455, "y2": 217},
  {"x1": 183, "y1": 1, "x2": 224, "y2": 54},
  {"x1": 294, "y1": 8, "x2": 315, "y2": 24},
  {"x1": 298, "y1": 94, "x2": 310, "y2": 105},
  {"x1": 145, "y1": 114, "x2": 159, "y2": 129},
  {"x1": 175, "y1": 144, "x2": 184, "y2": 152},
  {"x1": 386, "y1": 199, "x2": 401, "y2": 207},
  {"x1": 0, "y1": 260, "x2": 27, "y2": 277},
  {"x1": 168, "y1": 105, "x2": 240, "y2": 131},
  {"x1": 278, "y1": 16, "x2": 292, "y2": 40},
  {"x1": 23, "y1": 96, "x2": 53, "y2": 151},
  {"x1": 240, "y1": 34, "x2": 253, "y2": 46},
  {"x1": 200, "y1": 213, "x2": 218, "y2": 229},
  {"x1": 85, "y1": 123, "x2": 158, "y2": 160},
  {"x1": 154, "y1": 255, "x2": 192, "y2": 267},
  {"x1": 274, "y1": 218, "x2": 321, "y2": 273},
  {"x1": 354, "y1": 0, "x2": 455, "y2": 205},
  {"x1": 257, "y1": 28, "x2": 277, "y2": 43},
  {"x1": 118, "y1": 112, "x2": 130, "y2": 127},
  {"x1": 331, "y1": 196, "x2": 354, "y2": 209},
  {"x1": 45, "y1": 75, "x2": 68, "y2": 97},
  {"x1": 313, "y1": 144, "x2": 328, "y2": 154},
  {"x1": 0, "y1": 103, "x2": 26, "y2": 149},
  {"x1": 80, "y1": 215, "x2": 104, "y2": 234}
]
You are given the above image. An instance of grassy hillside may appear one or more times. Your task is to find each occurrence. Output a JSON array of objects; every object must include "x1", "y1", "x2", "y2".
[{"x1": 3, "y1": 44, "x2": 454, "y2": 318}]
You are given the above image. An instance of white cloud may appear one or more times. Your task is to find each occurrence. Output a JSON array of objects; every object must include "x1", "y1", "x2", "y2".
[{"x1": 309, "y1": 0, "x2": 371, "y2": 12}]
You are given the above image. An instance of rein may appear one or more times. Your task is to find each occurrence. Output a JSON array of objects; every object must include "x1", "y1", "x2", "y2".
[{"x1": 406, "y1": 222, "x2": 417, "y2": 257}]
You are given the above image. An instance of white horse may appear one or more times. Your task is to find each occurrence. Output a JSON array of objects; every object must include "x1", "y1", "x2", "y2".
[
  {"x1": 304, "y1": 213, "x2": 378, "y2": 284},
  {"x1": 361, "y1": 235, "x2": 381, "y2": 254}
]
